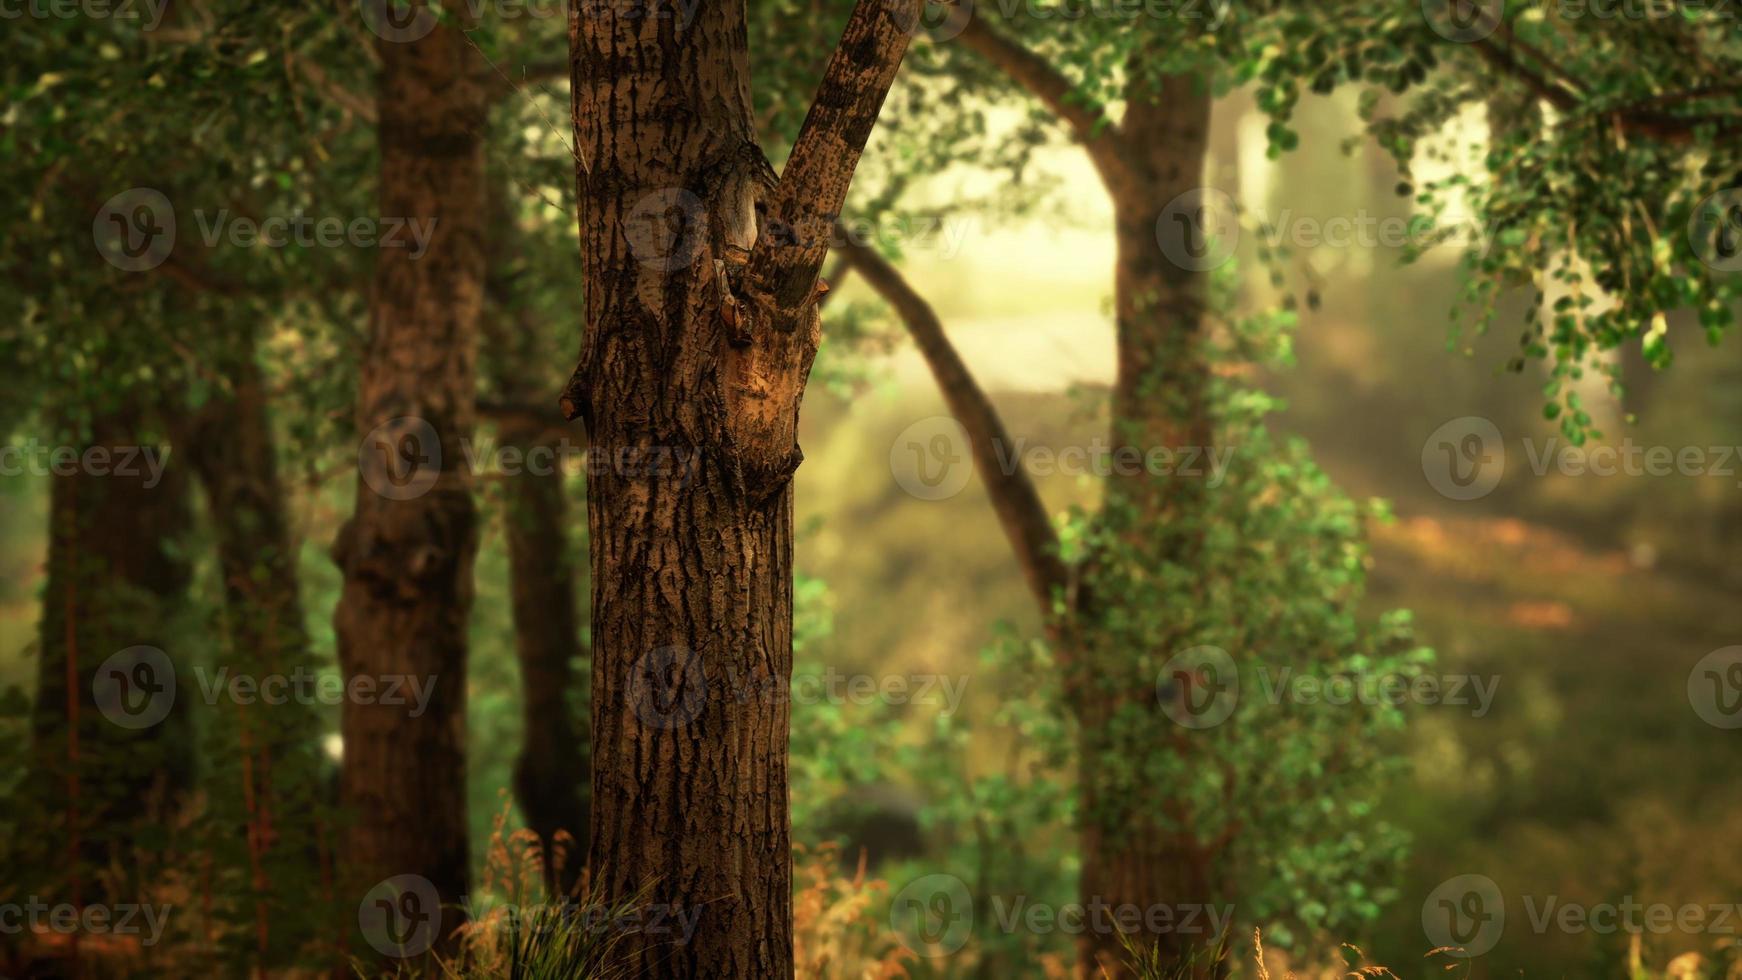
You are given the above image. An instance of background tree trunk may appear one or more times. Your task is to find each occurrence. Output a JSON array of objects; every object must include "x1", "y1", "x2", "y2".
[
  {"x1": 1079, "y1": 72, "x2": 1222, "y2": 979},
  {"x1": 26, "y1": 406, "x2": 196, "y2": 899},
  {"x1": 185, "y1": 345, "x2": 310, "y2": 697},
  {"x1": 333, "y1": 9, "x2": 485, "y2": 959},
  {"x1": 182, "y1": 334, "x2": 324, "y2": 963},
  {"x1": 481, "y1": 188, "x2": 593, "y2": 899},
  {"x1": 499, "y1": 411, "x2": 591, "y2": 897}
]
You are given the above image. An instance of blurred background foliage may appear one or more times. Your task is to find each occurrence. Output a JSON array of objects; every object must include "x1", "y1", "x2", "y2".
[{"x1": 2, "y1": 1, "x2": 1741, "y2": 977}]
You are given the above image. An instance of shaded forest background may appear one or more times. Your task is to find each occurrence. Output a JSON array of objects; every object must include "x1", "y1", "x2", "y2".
[{"x1": 4, "y1": 4, "x2": 1742, "y2": 977}]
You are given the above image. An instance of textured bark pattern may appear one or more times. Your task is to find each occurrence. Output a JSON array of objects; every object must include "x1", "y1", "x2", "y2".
[
  {"x1": 28, "y1": 409, "x2": 195, "y2": 892},
  {"x1": 747, "y1": 0, "x2": 919, "y2": 311},
  {"x1": 334, "y1": 12, "x2": 485, "y2": 955},
  {"x1": 567, "y1": 2, "x2": 918, "y2": 975},
  {"x1": 571, "y1": 5, "x2": 793, "y2": 975}
]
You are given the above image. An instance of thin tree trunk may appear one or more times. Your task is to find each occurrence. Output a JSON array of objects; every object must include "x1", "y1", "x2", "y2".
[
  {"x1": 481, "y1": 187, "x2": 592, "y2": 899},
  {"x1": 499, "y1": 411, "x2": 590, "y2": 897},
  {"x1": 563, "y1": 3, "x2": 920, "y2": 974},
  {"x1": 333, "y1": 7, "x2": 485, "y2": 959},
  {"x1": 834, "y1": 233, "x2": 1066, "y2": 610},
  {"x1": 185, "y1": 343, "x2": 312, "y2": 709},
  {"x1": 839, "y1": 197, "x2": 1223, "y2": 974},
  {"x1": 181, "y1": 335, "x2": 321, "y2": 964}
]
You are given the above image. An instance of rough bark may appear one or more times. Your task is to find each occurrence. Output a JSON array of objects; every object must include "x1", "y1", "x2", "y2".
[
  {"x1": 333, "y1": 8, "x2": 486, "y2": 959},
  {"x1": 564, "y1": 2, "x2": 919, "y2": 974},
  {"x1": 26, "y1": 407, "x2": 196, "y2": 900}
]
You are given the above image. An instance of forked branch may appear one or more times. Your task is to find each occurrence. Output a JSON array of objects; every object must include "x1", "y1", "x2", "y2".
[{"x1": 746, "y1": 0, "x2": 926, "y2": 316}]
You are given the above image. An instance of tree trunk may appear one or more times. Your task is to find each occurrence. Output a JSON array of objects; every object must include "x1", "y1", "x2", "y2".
[
  {"x1": 185, "y1": 349, "x2": 310, "y2": 697},
  {"x1": 480, "y1": 183, "x2": 593, "y2": 900},
  {"x1": 914, "y1": 20, "x2": 1231, "y2": 971},
  {"x1": 564, "y1": 3, "x2": 918, "y2": 974},
  {"x1": 568, "y1": 8, "x2": 795, "y2": 973},
  {"x1": 26, "y1": 407, "x2": 196, "y2": 900},
  {"x1": 1078, "y1": 72, "x2": 1222, "y2": 979},
  {"x1": 333, "y1": 8, "x2": 485, "y2": 959},
  {"x1": 182, "y1": 336, "x2": 323, "y2": 964},
  {"x1": 499, "y1": 413, "x2": 590, "y2": 898}
]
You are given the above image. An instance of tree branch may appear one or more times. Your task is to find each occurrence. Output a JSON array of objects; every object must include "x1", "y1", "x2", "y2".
[
  {"x1": 745, "y1": 0, "x2": 925, "y2": 316},
  {"x1": 483, "y1": 60, "x2": 569, "y2": 103},
  {"x1": 290, "y1": 55, "x2": 378, "y2": 124},
  {"x1": 1459, "y1": 8, "x2": 1742, "y2": 144},
  {"x1": 834, "y1": 231, "x2": 1067, "y2": 612},
  {"x1": 479, "y1": 400, "x2": 575, "y2": 445},
  {"x1": 955, "y1": 15, "x2": 1130, "y2": 187}
]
